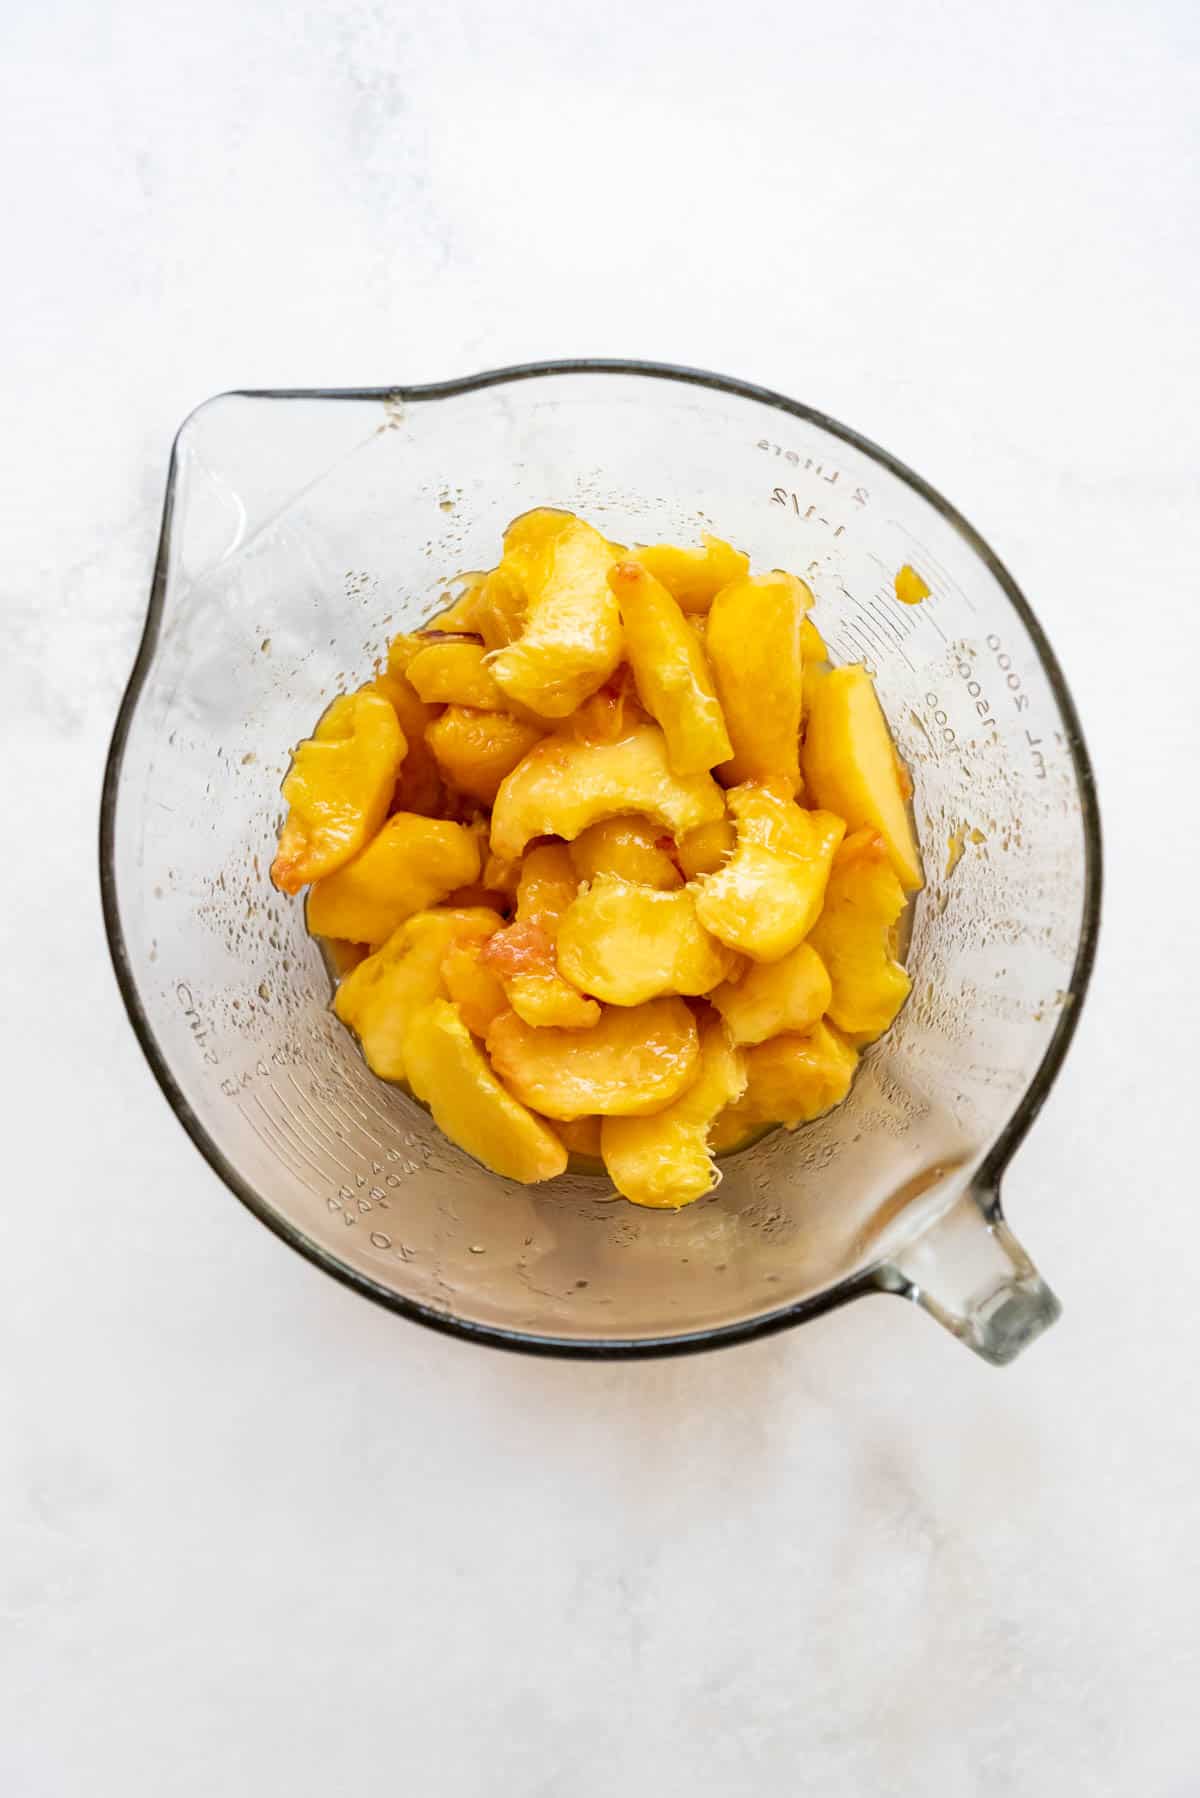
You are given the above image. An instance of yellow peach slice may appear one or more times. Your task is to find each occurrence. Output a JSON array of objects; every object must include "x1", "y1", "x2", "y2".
[
  {"x1": 601, "y1": 1015, "x2": 746, "y2": 1208},
  {"x1": 676, "y1": 818, "x2": 736, "y2": 879},
  {"x1": 706, "y1": 571, "x2": 811, "y2": 793},
  {"x1": 406, "y1": 638, "x2": 509, "y2": 710},
  {"x1": 568, "y1": 816, "x2": 682, "y2": 890},
  {"x1": 800, "y1": 615, "x2": 828, "y2": 662},
  {"x1": 717, "y1": 1020, "x2": 858, "y2": 1132},
  {"x1": 555, "y1": 1115, "x2": 604, "y2": 1161},
  {"x1": 370, "y1": 669, "x2": 443, "y2": 817},
  {"x1": 563, "y1": 663, "x2": 651, "y2": 746},
  {"x1": 482, "y1": 844, "x2": 600, "y2": 1030},
  {"x1": 489, "y1": 512, "x2": 622, "y2": 718},
  {"x1": 630, "y1": 534, "x2": 750, "y2": 613},
  {"x1": 485, "y1": 998, "x2": 700, "y2": 1120},
  {"x1": 894, "y1": 564, "x2": 931, "y2": 606},
  {"x1": 489, "y1": 724, "x2": 725, "y2": 861},
  {"x1": 405, "y1": 1000, "x2": 567, "y2": 1183},
  {"x1": 271, "y1": 690, "x2": 406, "y2": 894},
  {"x1": 471, "y1": 565, "x2": 527, "y2": 651},
  {"x1": 440, "y1": 939, "x2": 510, "y2": 1037},
  {"x1": 807, "y1": 827, "x2": 911, "y2": 1043},
  {"x1": 557, "y1": 880, "x2": 736, "y2": 1006},
  {"x1": 333, "y1": 907, "x2": 503, "y2": 1082},
  {"x1": 801, "y1": 664, "x2": 923, "y2": 890},
  {"x1": 306, "y1": 813, "x2": 480, "y2": 945},
  {"x1": 710, "y1": 941, "x2": 832, "y2": 1044},
  {"x1": 426, "y1": 706, "x2": 544, "y2": 805},
  {"x1": 609, "y1": 561, "x2": 732, "y2": 775},
  {"x1": 695, "y1": 782, "x2": 845, "y2": 961}
]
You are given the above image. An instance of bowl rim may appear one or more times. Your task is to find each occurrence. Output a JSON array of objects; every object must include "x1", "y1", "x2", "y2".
[{"x1": 98, "y1": 357, "x2": 1103, "y2": 1357}]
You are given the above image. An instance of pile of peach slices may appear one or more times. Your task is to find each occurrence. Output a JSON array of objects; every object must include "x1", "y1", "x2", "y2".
[{"x1": 271, "y1": 510, "x2": 924, "y2": 1208}]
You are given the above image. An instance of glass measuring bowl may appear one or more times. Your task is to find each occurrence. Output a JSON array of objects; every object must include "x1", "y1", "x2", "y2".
[{"x1": 100, "y1": 362, "x2": 1100, "y2": 1364}]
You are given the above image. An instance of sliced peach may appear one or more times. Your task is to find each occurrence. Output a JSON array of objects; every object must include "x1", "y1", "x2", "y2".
[
  {"x1": 555, "y1": 1115, "x2": 604, "y2": 1160},
  {"x1": 695, "y1": 781, "x2": 845, "y2": 961},
  {"x1": 568, "y1": 816, "x2": 682, "y2": 890},
  {"x1": 676, "y1": 818, "x2": 736, "y2": 879},
  {"x1": 333, "y1": 907, "x2": 503, "y2": 1082},
  {"x1": 489, "y1": 724, "x2": 725, "y2": 861},
  {"x1": 426, "y1": 706, "x2": 544, "y2": 805},
  {"x1": 718, "y1": 1020, "x2": 858, "y2": 1132},
  {"x1": 405, "y1": 1000, "x2": 567, "y2": 1183},
  {"x1": 486, "y1": 998, "x2": 700, "y2": 1119},
  {"x1": 406, "y1": 639, "x2": 509, "y2": 710},
  {"x1": 306, "y1": 813, "x2": 481, "y2": 945},
  {"x1": 370, "y1": 667, "x2": 443, "y2": 816},
  {"x1": 894, "y1": 564, "x2": 931, "y2": 606},
  {"x1": 710, "y1": 941, "x2": 832, "y2": 1045},
  {"x1": 471, "y1": 565, "x2": 527, "y2": 651},
  {"x1": 482, "y1": 843, "x2": 599, "y2": 1030},
  {"x1": 440, "y1": 938, "x2": 509, "y2": 1037},
  {"x1": 424, "y1": 583, "x2": 485, "y2": 632},
  {"x1": 271, "y1": 691, "x2": 406, "y2": 894},
  {"x1": 801, "y1": 664, "x2": 923, "y2": 890},
  {"x1": 706, "y1": 571, "x2": 811, "y2": 793},
  {"x1": 557, "y1": 879, "x2": 736, "y2": 1006},
  {"x1": 609, "y1": 561, "x2": 732, "y2": 775},
  {"x1": 489, "y1": 512, "x2": 622, "y2": 718},
  {"x1": 800, "y1": 615, "x2": 827, "y2": 663},
  {"x1": 630, "y1": 534, "x2": 750, "y2": 613},
  {"x1": 600, "y1": 1015, "x2": 746, "y2": 1208},
  {"x1": 808, "y1": 827, "x2": 911, "y2": 1043},
  {"x1": 563, "y1": 662, "x2": 651, "y2": 745}
]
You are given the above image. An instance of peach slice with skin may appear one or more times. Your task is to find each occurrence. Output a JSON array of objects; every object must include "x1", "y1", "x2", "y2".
[
  {"x1": 271, "y1": 690, "x2": 406, "y2": 894},
  {"x1": 706, "y1": 571, "x2": 812, "y2": 794},
  {"x1": 800, "y1": 664, "x2": 923, "y2": 890},
  {"x1": 405, "y1": 999, "x2": 567, "y2": 1183},
  {"x1": 306, "y1": 813, "x2": 481, "y2": 946},
  {"x1": 333, "y1": 907, "x2": 503, "y2": 1083},
  {"x1": 609, "y1": 561, "x2": 732, "y2": 776},
  {"x1": 807, "y1": 827, "x2": 911, "y2": 1043},
  {"x1": 695, "y1": 781, "x2": 845, "y2": 962},
  {"x1": 600, "y1": 1015, "x2": 747, "y2": 1209},
  {"x1": 557, "y1": 879, "x2": 737, "y2": 1007},
  {"x1": 489, "y1": 724, "x2": 725, "y2": 861},
  {"x1": 485, "y1": 998, "x2": 700, "y2": 1120}
]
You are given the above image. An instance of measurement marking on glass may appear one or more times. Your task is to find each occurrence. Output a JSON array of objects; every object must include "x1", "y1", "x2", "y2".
[
  {"x1": 850, "y1": 606, "x2": 891, "y2": 656},
  {"x1": 250, "y1": 1092, "x2": 328, "y2": 1189},
  {"x1": 866, "y1": 596, "x2": 906, "y2": 645},
  {"x1": 843, "y1": 620, "x2": 880, "y2": 668},
  {"x1": 322, "y1": 1083, "x2": 391, "y2": 1155},
  {"x1": 274, "y1": 1094, "x2": 351, "y2": 1183},
  {"x1": 889, "y1": 525, "x2": 975, "y2": 616},
  {"x1": 241, "y1": 1104, "x2": 322, "y2": 1198},
  {"x1": 285, "y1": 1073, "x2": 361, "y2": 1176}
]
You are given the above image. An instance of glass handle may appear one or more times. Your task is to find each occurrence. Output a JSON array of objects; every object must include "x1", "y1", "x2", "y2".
[{"x1": 883, "y1": 1186, "x2": 1061, "y2": 1365}]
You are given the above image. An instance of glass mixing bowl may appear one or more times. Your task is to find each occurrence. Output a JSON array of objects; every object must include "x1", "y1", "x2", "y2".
[{"x1": 100, "y1": 362, "x2": 1100, "y2": 1364}]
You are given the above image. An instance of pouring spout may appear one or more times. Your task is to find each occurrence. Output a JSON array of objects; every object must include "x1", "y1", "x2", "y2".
[{"x1": 881, "y1": 1186, "x2": 1061, "y2": 1365}]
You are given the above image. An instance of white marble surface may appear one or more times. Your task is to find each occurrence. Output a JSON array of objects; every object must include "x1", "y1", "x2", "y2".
[{"x1": 4, "y1": 2, "x2": 1199, "y2": 1791}]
